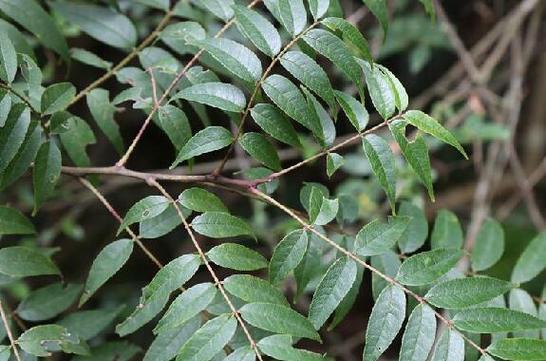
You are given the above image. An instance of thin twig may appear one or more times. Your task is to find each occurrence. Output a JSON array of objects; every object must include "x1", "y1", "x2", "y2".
[
  {"x1": 0, "y1": 82, "x2": 40, "y2": 114},
  {"x1": 0, "y1": 300, "x2": 22, "y2": 361}
]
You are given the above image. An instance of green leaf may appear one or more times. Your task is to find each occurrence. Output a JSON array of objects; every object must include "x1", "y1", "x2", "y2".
[
  {"x1": 403, "y1": 110, "x2": 467, "y2": 158},
  {"x1": 0, "y1": 32, "x2": 17, "y2": 83},
  {"x1": 17, "y1": 283, "x2": 81, "y2": 321},
  {"x1": 471, "y1": 218, "x2": 504, "y2": 272},
  {"x1": 59, "y1": 116, "x2": 96, "y2": 167},
  {"x1": 432, "y1": 329, "x2": 464, "y2": 361},
  {"x1": 302, "y1": 29, "x2": 362, "y2": 88},
  {"x1": 453, "y1": 308, "x2": 546, "y2": 333},
  {"x1": 0, "y1": 206, "x2": 35, "y2": 235},
  {"x1": 509, "y1": 288, "x2": 539, "y2": 339},
  {"x1": 363, "y1": 0, "x2": 389, "y2": 35},
  {"x1": 0, "y1": 246, "x2": 60, "y2": 277},
  {"x1": 0, "y1": 89, "x2": 10, "y2": 127},
  {"x1": 33, "y1": 140, "x2": 61, "y2": 213},
  {"x1": 389, "y1": 119, "x2": 434, "y2": 200},
  {"x1": 135, "y1": 0, "x2": 169, "y2": 10},
  {"x1": 371, "y1": 250, "x2": 400, "y2": 299},
  {"x1": 396, "y1": 248, "x2": 463, "y2": 286},
  {"x1": 51, "y1": 2, "x2": 137, "y2": 49},
  {"x1": 139, "y1": 204, "x2": 183, "y2": 239},
  {"x1": 240, "y1": 302, "x2": 320, "y2": 341},
  {"x1": 303, "y1": 87, "x2": 335, "y2": 146},
  {"x1": 207, "y1": 243, "x2": 267, "y2": 271},
  {"x1": 308, "y1": 187, "x2": 339, "y2": 225},
  {"x1": 362, "y1": 134, "x2": 397, "y2": 212},
  {"x1": 224, "y1": 347, "x2": 255, "y2": 361},
  {"x1": 117, "y1": 196, "x2": 169, "y2": 235},
  {"x1": 511, "y1": 230, "x2": 546, "y2": 283},
  {"x1": 41, "y1": 82, "x2": 75, "y2": 115},
  {"x1": 17, "y1": 324, "x2": 89, "y2": 357},
  {"x1": 269, "y1": 229, "x2": 309, "y2": 284},
  {"x1": 176, "y1": 314, "x2": 237, "y2": 361},
  {"x1": 224, "y1": 274, "x2": 289, "y2": 306},
  {"x1": 144, "y1": 318, "x2": 200, "y2": 361},
  {"x1": 87, "y1": 88, "x2": 124, "y2": 155},
  {"x1": 334, "y1": 91, "x2": 369, "y2": 131},
  {"x1": 156, "y1": 105, "x2": 192, "y2": 152},
  {"x1": 174, "y1": 82, "x2": 246, "y2": 113},
  {"x1": 234, "y1": 5, "x2": 281, "y2": 57},
  {"x1": 257, "y1": 334, "x2": 326, "y2": 361},
  {"x1": 359, "y1": 60, "x2": 395, "y2": 119},
  {"x1": 0, "y1": 0, "x2": 68, "y2": 59},
  {"x1": 487, "y1": 338, "x2": 546, "y2": 361},
  {"x1": 326, "y1": 152, "x2": 344, "y2": 177},
  {"x1": 277, "y1": 0, "x2": 307, "y2": 36},
  {"x1": 191, "y1": 211, "x2": 254, "y2": 239},
  {"x1": 419, "y1": 0, "x2": 435, "y2": 18},
  {"x1": 80, "y1": 239, "x2": 133, "y2": 305},
  {"x1": 70, "y1": 48, "x2": 112, "y2": 70},
  {"x1": 308, "y1": 257, "x2": 357, "y2": 329},
  {"x1": 250, "y1": 104, "x2": 301, "y2": 147},
  {"x1": 154, "y1": 283, "x2": 216, "y2": 334},
  {"x1": 262, "y1": 75, "x2": 316, "y2": 133},
  {"x1": 239, "y1": 132, "x2": 281, "y2": 171},
  {"x1": 431, "y1": 209, "x2": 464, "y2": 249},
  {"x1": 58, "y1": 307, "x2": 122, "y2": 341},
  {"x1": 171, "y1": 126, "x2": 233, "y2": 167},
  {"x1": 72, "y1": 341, "x2": 139, "y2": 361},
  {"x1": 377, "y1": 64, "x2": 408, "y2": 112},
  {"x1": 116, "y1": 254, "x2": 200, "y2": 336},
  {"x1": 0, "y1": 346, "x2": 9, "y2": 361},
  {"x1": 330, "y1": 267, "x2": 363, "y2": 329},
  {"x1": 280, "y1": 51, "x2": 335, "y2": 108},
  {"x1": 363, "y1": 285, "x2": 406, "y2": 361},
  {"x1": 193, "y1": 0, "x2": 234, "y2": 21},
  {"x1": 189, "y1": 38, "x2": 262, "y2": 83},
  {"x1": 397, "y1": 201, "x2": 428, "y2": 253},
  {"x1": 355, "y1": 216, "x2": 410, "y2": 256},
  {"x1": 0, "y1": 104, "x2": 30, "y2": 173},
  {"x1": 399, "y1": 304, "x2": 436, "y2": 361},
  {"x1": 322, "y1": 17, "x2": 372, "y2": 63},
  {"x1": 179, "y1": 187, "x2": 227, "y2": 213},
  {"x1": 308, "y1": 0, "x2": 329, "y2": 20},
  {"x1": 425, "y1": 276, "x2": 513, "y2": 309}
]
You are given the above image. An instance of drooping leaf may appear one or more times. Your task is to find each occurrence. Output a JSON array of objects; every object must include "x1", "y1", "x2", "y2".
[
  {"x1": 239, "y1": 132, "x2": 281, "y2": 171},
  {"x1": 322, "y1": 17, "x2": 372, "y2": 63},
  {"x1": 276, "y1": 0, "x2": 307, "y2": 36},
  {"x1": 174, "y1": 82, "x2": 246, "y2": 113},
  {"x1": 363, "y1": 285, "x2": 406, "y2": 361},
  {"x1": 17, "y1": 324, "x2": 89, "y2": 357},
  {"x1": 59, "y1": 116, "x2": 96, "y2": 167},
  {"x1": 117, "y1": 196, "x2": 170, "y2": 235},
  {"x1": 362, "y1": 134, "x2": 397, "y2": 212},
  {"x1": 191, "y1": 211, "x2": 254, "y2": 239},
  {"x1": 511, "y1": 230, "x2": 546, "y2": 283},
  {"x1": 308, "y1": 257, "x2": 357, "y2": 329},
  {"x1": 403, "y1": 110, "x2": 467, "y2": 158},
  {"x1": 0, "y1": 0, "x2": 68, "y2": 58},
  {"x1": 431, "y1": 209, "x2": 464, "y2": 249},
  {"x1": 224, "y1": 274, "x2": 289, "y2": 306},
  {"x1": 189, "y1": 37, "x2": 262, "y2": 83},
  {"x1": 17, "y1": 283, "x2": 82, "y2": 321},
  {"x1": 377, "y1": 64, "x2": 408, "y2": 112},
  {"x1": 308, "y1": 0, "x2": 329, "y2": 20},
  {"x1": 363, "y1": 0, "x2": 389, "y2": 35},
  {"x1": 396, "y1": 248, "x2": 463, "y2": 286},
  {"x1": 171, "y1": 126, "x2": 233, "y2": 168},
  {"x1": 240, "y1": 302, "x2": 320, "y2": 341},
  {"x1": 335, "y1": 91, "x2": 369, "y2": 131},
  {"x1": 0, "y1": 206, "x2": 35, "y2": 235},
  {"x1": 371, "y1": 250, "x2": 401, "y2": 299},
  {"x1": 453, "y1": 307, "x2": 546, "y2": 333},
  {"x1": 280, "y1": 51, "x2": 335, "y2": 108},
  {"x1": 41, "y1": 82, "x2": 76, "y2": 115},
  {"x1": 33, "y1": 140, "x2": 61, "y2": 213},
  {"x1": 144, "y1": 317, "x2": 200, "y2": 361},
  {"x1": 303, "y1": 87, "x2": 335, "y2": 145},
  {"x1": 0, "y1": 246, "x2": 60, "y2": 277},
  {"x1": 139, "y1": 205, "x2": 183, "y2": 239},
  {"x1": 154, "y1": 283, "x2": 216, "y2": 334},
  {"x1": 257, "y1": 334, "x2": 326, "y2": 361},
  {"x1": 80, "y1": 239, "x2": 134, "y2": 305},
  {"x1": 329, "y1": 267, "x2": 363, "y2": 329},
  {"x1": 432, "y1": 329, "x2": 464, "y2": 361},
  {"x1": 250, "y1": 104, "x2": 301, "y2": 147},
  {"x1": 488, "y1": 338, "x2": 546, "y2": 361},
  {"x1": 178, "y1": 187, "x2": 227, "y2": 213},
  {"x1": 207, "y1": 243, "x2": 267, "y2": 271},
  {"x1": 0, "y1": 104, "x2": 30, "y2": 173},
  {"x1": 234, "y1": 5, "x2": 281, "y2": 57},
  {"x1": 425, "y1": 276, "x2": 514, "y2": 309},
  {"x1": 70, "y1": 48, "x2": 112, "y2": 70},
  {"x1": 59, "y1": 307, "x2": 123, "y2": 341},
  {"x1": 355, "y1": 216, "x2": 410, "y2": 256},
  {"x1": 302, "y1": 29, "x2": 362, "y2": 88},
  {"x1": 192, "y1": 0, "x2": 234, "y2": 21},
  {"x1": 308, "y1": 186, "x2": 339, "y2": 225},
  {"x1": 156, "y1": 105, "x2": 192, "y2": 152},
  {"x1": 399, "y1": 304, "x2": 436, "y2": 361},
  {"x1": 397, "y1": 201, "x2": 428, "y2": 253},
  {"x1": 51, "y1": 1, "x2": 137, "y2": 49},
  {"x1": 510, "y1": 288, "x2": 540, "y2": 339},
  {"x1": 326, "y1": 153, "x2": 344, "y2": 177},
  {"x1": 0, "y1": 32, "x2": 17, "y2": 83},
  {"x1": 269, "y1": 229, "x2": 309, "y2": 284},
  {"x1": 359, "y1": 59, "x2": 396, "y2": 119},
  {"x1": 86, "y1": 88, "x2": 124, "y2": 155},
  {"x1": 176, "y1": 314, "x2": 237, "y2": 361},
  {"x1": 471, "y1": 218, "x2": 505, "y2": 272}
]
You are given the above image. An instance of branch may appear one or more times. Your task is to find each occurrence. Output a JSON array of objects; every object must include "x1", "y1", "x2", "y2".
[
  {"x1": 0, "y1": 82, "x2": 40, "y2": 114},
  {"x1": 0, "y1": 300, "x2": 22, "y2": 361}
]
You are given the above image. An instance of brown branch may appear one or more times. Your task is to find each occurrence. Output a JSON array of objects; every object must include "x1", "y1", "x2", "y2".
[{"x1": 0, "y1": 300, "x2": 22, "y2": 361}]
